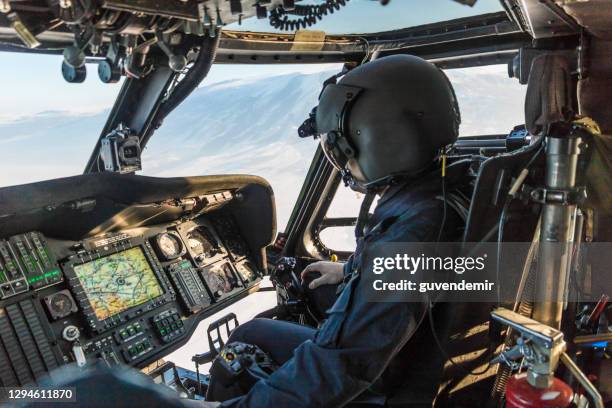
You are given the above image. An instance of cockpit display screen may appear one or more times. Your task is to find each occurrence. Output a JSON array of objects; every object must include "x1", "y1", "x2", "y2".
[{"x1": 73, "y1": 247, "x2": 163, "y2": 321}]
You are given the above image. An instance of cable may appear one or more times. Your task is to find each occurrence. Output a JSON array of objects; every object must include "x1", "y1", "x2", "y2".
[
  {"x1": 494, "y1": 140, "x2": 545, "y2": 305},
  {"x1": 435, "y1": 153, "x2": 448, "y2": 244},
  {"x1": 152, "y1": 33, "x2": 220, "y2": 131},
  {"x1": 269, "y1": 0, "x2": 350, "y2": 31},
  {"x1": 357, "y1": 36, "x2": 372, "y2": 64},
  {"x1": 436, "y1": 172, "x2": 448, "y2": 244},
  {"x1": 495, "y1": 198, "x2": 511, "y2": 305}
]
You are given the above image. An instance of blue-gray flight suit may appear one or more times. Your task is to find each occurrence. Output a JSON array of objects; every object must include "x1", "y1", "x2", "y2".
[{"x1": 221, "y1": 176, "x2": 463, "y2": 408}]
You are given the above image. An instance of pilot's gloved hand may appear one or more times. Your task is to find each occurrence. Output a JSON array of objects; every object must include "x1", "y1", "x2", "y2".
[{"x1": 300, "y1": 261, "x2": 344, "y2": 289}]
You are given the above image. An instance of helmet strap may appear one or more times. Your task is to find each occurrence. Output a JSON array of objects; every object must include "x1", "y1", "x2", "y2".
[{"x1": 355, "y1": 191, "x2": 377, "y2": 239}]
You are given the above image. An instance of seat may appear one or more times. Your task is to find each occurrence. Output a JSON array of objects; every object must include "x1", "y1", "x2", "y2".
[{"x1": 432, "y1": 141, "x2": 543, "y2": 407}]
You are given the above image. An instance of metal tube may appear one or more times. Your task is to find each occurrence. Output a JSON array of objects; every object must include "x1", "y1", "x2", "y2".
[
  {"x1": 532, "y1": 136, "x2": 581, "y2": 328},
  {"x1": 573, "y1": 333, "x2": 612, "y2": 345},
  {"x1": 491, "y1": 219, "x2": 541, "y2": 402},
  {"x1": 560, "y1": 352, "x2": 604, "y2": 408}
]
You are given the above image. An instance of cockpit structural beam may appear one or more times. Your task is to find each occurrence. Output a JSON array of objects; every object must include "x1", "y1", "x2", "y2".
[
  {"x1": 83, "y1": 64, "x2": 176, "y2": 174},
  {"x1": 84, "y1": 34, "x2": 220, "y2": 174}
]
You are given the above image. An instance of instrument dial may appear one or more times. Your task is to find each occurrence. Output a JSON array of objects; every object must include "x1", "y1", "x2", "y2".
[
  {"x1": 186, "y1": 228, "x2": 219, "y2": 261},
  {"x1": 154, "y1": 232, "x2": 185, "y2": 261},
  {"x1": 51, "y1": 293, "x2": 72, "y2": 314},
  {"x1": 44, "y1": 289, "x2": 78, "y2": 320},
  {"x1": 201, "y1": 262, "x2": 241, "y2": 299}
]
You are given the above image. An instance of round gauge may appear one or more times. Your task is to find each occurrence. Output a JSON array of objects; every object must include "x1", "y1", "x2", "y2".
[
  {"x1": 50, "y1": 293, "x2": 73, "y2": 315},
  {"x1": 154, "y1": 232, "x2": 185, "y2": 261},
  {"x1": 44, "y1": 289, "x2": 78, "y2": 320},
  {"x1": 187, "y1": 228, "x2": 218, "y2": 260}
]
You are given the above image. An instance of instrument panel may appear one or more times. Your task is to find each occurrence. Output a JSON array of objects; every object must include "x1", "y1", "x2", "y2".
[{"x1": 0, "y1": 212, "x2": 263, "y2": 387}]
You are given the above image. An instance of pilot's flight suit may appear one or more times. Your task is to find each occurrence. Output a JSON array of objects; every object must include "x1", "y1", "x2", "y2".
[{"x1": 220, "y1": 175, "x2": 463, "y2": 408}]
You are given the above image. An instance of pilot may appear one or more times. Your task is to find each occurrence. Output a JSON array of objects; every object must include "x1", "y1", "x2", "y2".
[{"x1": 209, "y1": 54, "x2": 463, "y2": 408}]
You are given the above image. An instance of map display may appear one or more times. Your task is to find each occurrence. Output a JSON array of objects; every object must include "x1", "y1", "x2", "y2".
[{"x1": 74, "y1": 247, "x2": 163, "y2": 321}]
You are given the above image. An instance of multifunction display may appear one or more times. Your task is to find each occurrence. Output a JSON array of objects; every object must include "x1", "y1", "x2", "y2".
[{"x1": 73, "y1": 247, "x2": 164, "y2": 321}]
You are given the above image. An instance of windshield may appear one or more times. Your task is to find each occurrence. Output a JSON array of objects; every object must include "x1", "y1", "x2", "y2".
[
  {"x1": 0, "y1": 59, "x2": 525, "y2": 230},
  {"x1": 227, "y1": 0, "x2": 504, "y2": 35},
  {"x1": 141, "y1": 63, "x2": 525, "y2": 230},
  {"x1": 0, "y1": 53, "x2": 122, "y2": 187},
  {"x1": 141, "y1": 64, "x2": 341, "y2": 229}
]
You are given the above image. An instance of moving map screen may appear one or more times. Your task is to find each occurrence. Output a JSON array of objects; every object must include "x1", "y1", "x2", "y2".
[{"x1": 73, "y1": 247, "x2": 164, "y2": 321}]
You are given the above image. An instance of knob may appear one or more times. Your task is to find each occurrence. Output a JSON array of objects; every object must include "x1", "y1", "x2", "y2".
[{"x1": 62, "y1": 325, "x2": 80, "y2": 342}]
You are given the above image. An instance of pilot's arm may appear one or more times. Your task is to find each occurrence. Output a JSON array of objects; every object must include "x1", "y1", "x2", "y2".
[{"x1": 219, "y1": 202, "x2": 442, "y2": 408}]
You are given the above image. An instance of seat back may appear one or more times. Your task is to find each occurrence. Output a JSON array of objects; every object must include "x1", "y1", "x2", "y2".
[{"x1": 463, "y1": 140, "x2": 542, "y2": 243}]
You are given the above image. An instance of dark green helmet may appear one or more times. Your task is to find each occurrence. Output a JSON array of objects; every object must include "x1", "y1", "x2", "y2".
[{"x1": 309, "y1": 55, "x2": 461, "y2": 192}]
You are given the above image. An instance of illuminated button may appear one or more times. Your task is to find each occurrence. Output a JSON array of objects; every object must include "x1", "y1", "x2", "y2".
[
  {"x1": 127, "y1": 327, "x2": 136, "y2": 336},
  {"x1": 120, "y1": 330, "x2": 129, "y2": 339},
  {"x1": 134, "y1": 323, "x2": 142, "y2": 331}
]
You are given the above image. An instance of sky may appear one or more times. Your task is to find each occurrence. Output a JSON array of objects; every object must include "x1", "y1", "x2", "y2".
[
  {"x1": 228, "y1": 0, "x2": 502, "y2": 34},
  {"x1": 0, "y1": 52, "x2": 341, "y2": 120},
  {"x1": 0, "y1": 0, "x2": 503, "y2": 119}
]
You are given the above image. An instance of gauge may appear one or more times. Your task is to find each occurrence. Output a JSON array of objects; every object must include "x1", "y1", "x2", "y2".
[
  {"x1": 186, "y1": 228, "x2": 219, "y2": 261},
  {"x1": 201, "y1": 262, "x2": 240, "y2": 299},
  {"x1": 227, "y1": 238, "x2": 247, "y2": 258},
  {"x1": 236, "y1": 261, "x2": 257, "y2": 283},
  {"x1": 206, "y1": 268, "x2": 231, "y2": 298},
  {"x1": 153, "y1": 232, "x2": 185, "y2": 261},
  {"x1": 44, "y1": 289, "x2": 78, "y2": 320}
]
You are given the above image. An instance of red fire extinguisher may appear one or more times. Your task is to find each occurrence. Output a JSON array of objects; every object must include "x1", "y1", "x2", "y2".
[{"x1": 506, "y1": 373, "x2": 574, "y2": 408}]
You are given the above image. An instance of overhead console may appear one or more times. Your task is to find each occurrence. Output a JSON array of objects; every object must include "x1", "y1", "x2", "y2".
[{"x1": 0, "y1": 173, "x2": 275, "y2": 387}]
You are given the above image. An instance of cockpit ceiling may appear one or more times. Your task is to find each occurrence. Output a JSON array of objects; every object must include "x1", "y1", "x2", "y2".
[
  {"x1": 505, "y1": 0, "x2": 612, "y2": 40},
  {"x1": 555, "y1": 0, "x2": 612, "y2": 39},
  {"x1": 0, "y1": 0, "x2": 606, "y2": 53},
  {"x1": 1, "y1": 0, "x2": 607, "y2": 69}
]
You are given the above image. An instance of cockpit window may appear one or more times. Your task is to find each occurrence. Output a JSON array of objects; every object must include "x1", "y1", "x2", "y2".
[
  {"x1": 0, "y1": 53, "x2": 123, "y2": 188},
  {"x1": 226, "y1": 0, "x2": 504, "y2": 35},
  {"x1": 447, "y1": 64, "x2": 527, "y2": 136},
  {"x1": 141, "y1": 64, "x2": 341, "y2": 230},
  {"x1": 0, "y1": 54, "x2": 523, "y2": 234}
]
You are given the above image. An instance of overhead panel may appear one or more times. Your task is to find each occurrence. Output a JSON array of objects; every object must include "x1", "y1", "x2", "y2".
[{"x1": 516, "y1": 0, "x2": 579, "y2": 38}]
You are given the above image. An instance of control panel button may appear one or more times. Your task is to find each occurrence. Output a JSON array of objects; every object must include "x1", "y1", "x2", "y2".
[
  {"x1": 152, "y1": 310, "x2": 185, "y2": 343},
  {"x1": 114, "y1": 322, "x2": 145, "y2": 343},
  {"x1": 123, "y1": 338, "x2": 154, "y2": 361}
]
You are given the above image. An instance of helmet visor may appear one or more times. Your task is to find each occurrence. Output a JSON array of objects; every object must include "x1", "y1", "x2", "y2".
[{"x1": 315, "y1": 84, "x2": 363, "y2": 135}]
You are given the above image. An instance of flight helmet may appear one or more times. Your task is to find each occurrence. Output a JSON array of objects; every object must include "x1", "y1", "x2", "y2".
[{"x1": 302, "y1": 55, "x2": 461, "y2": 192}]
